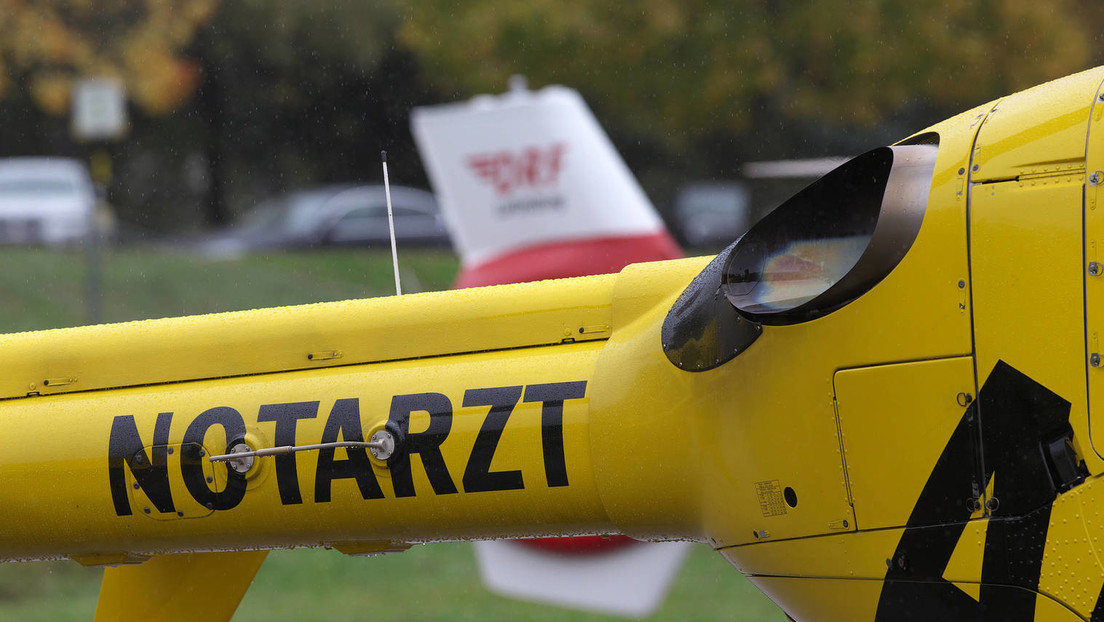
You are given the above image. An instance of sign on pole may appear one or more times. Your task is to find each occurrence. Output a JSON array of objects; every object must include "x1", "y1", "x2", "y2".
[{"x1": 72, "y1": 78, "x2": 128, "y2": 142}]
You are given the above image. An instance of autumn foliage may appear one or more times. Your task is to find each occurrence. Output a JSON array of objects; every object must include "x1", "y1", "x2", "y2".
[{"x1": 0, "y1": 0, "x2": 219, "y2": 116}]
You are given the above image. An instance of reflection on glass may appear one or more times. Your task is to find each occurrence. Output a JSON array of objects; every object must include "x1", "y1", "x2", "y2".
[{"x1": 733, "y1": 235, "x2": 869, "y2": 314}]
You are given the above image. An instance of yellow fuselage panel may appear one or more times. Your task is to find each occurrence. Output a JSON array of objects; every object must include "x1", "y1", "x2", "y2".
[
  {"x1": 717, "y1": 65, "x2": 1104, "y2": 621},
  {"x1": 0, "y1": 343, "x2": 615, "y2": 560}
]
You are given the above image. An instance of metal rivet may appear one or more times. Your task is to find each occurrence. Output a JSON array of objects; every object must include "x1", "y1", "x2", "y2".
[
  {"x1": 167, "y1": 447, "x2": 173, "y2": 455},
  {"x1": 1092, "y1": 172, "x2": 1103, "y2": 186},
  {"x1": 1090, "y1": 262, "x2": 1102, "y2": 276},
  {"x1": 972, "y1": 164, "x2": 979, "y2": 172},
  {"x1": 206, "y1": 476, "x2": 214, "y2": 483},
  {"x1": 958, "y1": 167, "x2": 965, "y2": 175},
  {"x1": 143, "y1": 507, "x2": 151, "y2": 514},
  {"x1": 958, "y1": 280, "x2": 966, "y2": 289},
  {"x1": 132, "y1": 482, "x2": 140, "y2": 490},
  {"x1": 842, "y1": 519, "x2": 849, "y2": 528},
  {"x1": 1092, "y1": 353, "x2": 1102, "y2": 368}
]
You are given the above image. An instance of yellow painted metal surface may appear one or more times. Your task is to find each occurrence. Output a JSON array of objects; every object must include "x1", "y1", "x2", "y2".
[
  {"x1": 752, "y1": 575, "x2": 1087, "y2": 622},
  {"x1": 1083, "y1": 74, "x2": 1104, "y2": 464},
  {"x1": 971, "y1": 67, "x2": 1101, "y2": 183},
  {"x1": 0, "y1": 341, "x2": 622, "y2": 560},
  {"x1": 747, "y1": 577, "x2": 885, "y2": 622},
  {"x1": 721, "y1": 528, "x2": 905, "y2": 580},
  {"x1": 834, "y1": 357, "x2": 976, "y2": 531},
  {"x1": 95, "y1": 551, "x2": 267, "y2": 621},
  {"x1": 0, "y1": 274, "x2": 617, "y2": 401},
  {"x1": 1038, "y1": 485, "x2": 1104, "y2": 616},
  {"x1": 968, "y1": 179, "x2": 1093, "y2": 468}
]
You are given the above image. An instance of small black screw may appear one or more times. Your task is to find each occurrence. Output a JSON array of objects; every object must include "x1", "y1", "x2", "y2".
[
  {"x1": 205, "y1": 502, "x2": 214, "y2": 510},
  {"x1": 972, "y1": 164, "x2": 979, "y2": 172},
  {"x1": 132, "y1": 482, "x2": 140, "y2": 490},
  {"x1": 958, "y1": 167, "x2": 965, "y2": 175},
  {"x1": 143, "y1": 507, "x2": 151, "y2": 515},
  {"x1": 167, "y1": 447, "x2": 174, "y2": 455},
  {"x1": 958, "y1": 280, "x2": 966, "y2": 288}
]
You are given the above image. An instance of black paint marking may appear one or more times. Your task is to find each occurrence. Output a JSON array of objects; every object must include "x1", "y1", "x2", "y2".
[
  {"x1": 462, "y1": 386, "x2": 525, "y2": 493},
  {"x1": 388, "y1": 392, "x2": 458, "y2": 497},
  {"x1": 875, "y1": 361, "x2": 1081, "y2": 621},
  {"x1": 314, "y1": 398, "x2": 384, "y2": 502},
  {"x1": 523, "y1": 381, "x2": 587, "y2": 487},
  {"x1": 257, "y1": 401, "x2": 319, "y2": 505},
  {"x1": 108, "y1": 412, "x2": 174, "y2": 516},
  {"x1": 181, "y1": 406, "x2": 248, "y2": 511}
]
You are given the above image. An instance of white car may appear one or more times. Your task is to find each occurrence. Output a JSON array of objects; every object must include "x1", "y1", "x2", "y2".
[{"x1": 0, "y1": 157, "x2": 97, "y2": 245}]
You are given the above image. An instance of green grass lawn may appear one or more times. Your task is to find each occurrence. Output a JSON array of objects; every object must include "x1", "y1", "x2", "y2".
[
  {"x1": 0, "y1": 246, "x2": 460, "y2": 333},
  {"x1": 0, "y1": 246, "x2": 786, "y2": 621},
  {"x1": 0, "y1": 544, "x2": 786, "y2": 621}
]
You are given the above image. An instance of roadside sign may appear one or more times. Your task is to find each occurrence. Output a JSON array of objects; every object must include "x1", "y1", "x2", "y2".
[{"x1": 72, "y1": 78, "x2": 128, "y2": 142}]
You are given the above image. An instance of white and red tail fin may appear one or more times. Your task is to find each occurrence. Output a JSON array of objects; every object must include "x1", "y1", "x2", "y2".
[
  {"x1": 412, "y1": 83, "x2": 689, "y2": 618},
  {"x1": 411, "y1": 81, "x2": 682, "y2": 288}
]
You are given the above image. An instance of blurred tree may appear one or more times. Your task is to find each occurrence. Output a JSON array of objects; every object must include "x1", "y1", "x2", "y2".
[
  {"x1": 399, "y1": 0, "x2": 1092, "y2": 153},
  {"x1": 0, "y1": 0, "x2": 220, "y2": 116},
  {"x1": 400, "y1": 0, "x2": 1097, "y2": 223},
  {"x1": 182, "y1": 0, "x2": 435, "y2": 226}
]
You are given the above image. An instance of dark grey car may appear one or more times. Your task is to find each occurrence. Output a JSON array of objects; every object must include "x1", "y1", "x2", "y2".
[{"x1": 203, "y1": 184, "x2": 450, "y2": 256}]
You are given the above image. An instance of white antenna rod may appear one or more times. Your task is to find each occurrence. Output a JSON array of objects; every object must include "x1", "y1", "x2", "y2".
[{"x1": 382, "y1": 150, "x2": 402, "y2": 296}]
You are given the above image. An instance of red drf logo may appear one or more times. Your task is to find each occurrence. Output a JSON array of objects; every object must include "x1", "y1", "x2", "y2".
[{"x1": 467, "y1": 143, "x2": 567, "y2": 197}]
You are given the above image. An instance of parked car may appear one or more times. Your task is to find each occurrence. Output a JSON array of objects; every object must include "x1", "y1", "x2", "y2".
[
  {"x1": 201, "y1": 184, "x2": 450, "y2": 256},
  {"x1": 0, "y1": 157, "x2": 98, "y2": 245}
]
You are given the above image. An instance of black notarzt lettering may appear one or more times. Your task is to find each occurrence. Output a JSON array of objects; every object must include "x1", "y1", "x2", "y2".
[
  {"x1": 462, "y1": 386, "x2": 525, "y2": 493},
  {"x1": 108, "y1": 381, "x2": 591, "y2": 516},
  {"x1": 315, "y1": 398, "x2": 384, "y2": 503},
  {"x1": 388, "y1": 392, "x2": 458, "y2": 497},
  {"x1": 108, "y1": 412, "x2": 174, "y2": 516},
  {"x1": 257, "y1": 401, "x2": 319, "y2": 505},
  {"x1": 524, "y1": 381, "x2": 587, "y2": 487},
  {"x1": 181, "y1": 406, "x2": 248, "y2": 511}
]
